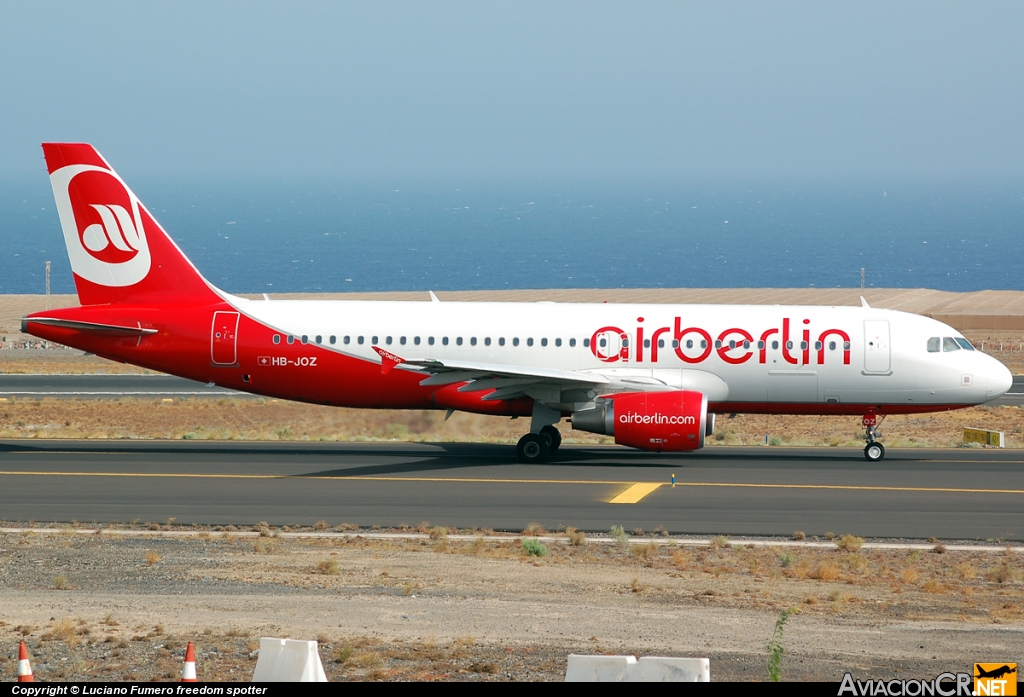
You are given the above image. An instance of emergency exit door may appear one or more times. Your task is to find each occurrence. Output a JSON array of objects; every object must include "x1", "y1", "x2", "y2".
[{"x1": 211, "y1": 311, "x2": 240, "y2": 365}]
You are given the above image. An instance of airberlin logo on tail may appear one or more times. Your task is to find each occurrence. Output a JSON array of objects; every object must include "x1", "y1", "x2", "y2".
[{"x1": 49, "y1": 164, "x2": 151, "y2": 287}]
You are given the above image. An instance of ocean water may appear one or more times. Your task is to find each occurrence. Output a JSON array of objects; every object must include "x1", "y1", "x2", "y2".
[{"x1": 1, "y1": 177, "x2": 1022, "y2": 295}]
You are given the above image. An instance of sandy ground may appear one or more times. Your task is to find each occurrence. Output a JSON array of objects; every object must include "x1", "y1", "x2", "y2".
[{"x1": 1, "y1": 529, "x2": 1021, "y2": 682}]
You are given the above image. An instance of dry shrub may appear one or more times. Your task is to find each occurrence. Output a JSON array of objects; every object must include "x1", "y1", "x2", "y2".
[
  {"x1": 923, "y1": 580, "x2": 945, "y2": 594},
  {"x1": 932, "y1": 544, "x2": 947, "y2": 554},
  {"x1": 313, "y1": 520, "x2": 328, "y2": 531},
  {"x1": 334, "y1": 645, "x2": 355, "y2": 663},
  {"x1": 353, "y1": 651, "x2": 383, "y2": 669},
  {"x1": 901, "y1": 567, "x2": 920, "y2": 584},
  {"x1": 956, "y1": 562, "x2": 977, "y2": 580},
  {"x1": 836, "y1": 535, "x2": 864, "y2": 552},
  {"x1": 628, "y1": 542, "x2": 659, "y2": 562},
  {"x1": 316, "y1": 559, "x2": 340, "y2": 575},
  {"x1": 671, "y1": 544, "x2": 688, "y2": 569},
  {"x1": 987, "y1": 564, "x2": 1023, "y2": 584},
  {"x1": 428, "y1": 526, "x2": 447, "y2": 541},
  {"x1": 43, "y1": 617, "x2": 80, "y2": 647},
  {"x1": 842, "y1": 553, "x2": 868, "y2": 571},
  {"x1": 809, "y1": 562, "x2": 841, "y2": 581},
  {"x1": 709, "y1": 535, "x2": 730, "y2": 549},
  {"x1": 145, "y1": 551, "x2": 161, "y2": 566},
  {"x1": 566, "y1": 527, "x2": 587, "y2": 546},
  {"x1": 792, "y1": 531, "x2": 806, "y2": 540},
  {"x1": 469, "y1": 662, "x2": 500, "y2": 674},
  {"x1": 522, "y1": 522, "x2": 546, "y2": 536},
  {"x1": 53, "y1": 576, "x2": 71, "y2": 590}
]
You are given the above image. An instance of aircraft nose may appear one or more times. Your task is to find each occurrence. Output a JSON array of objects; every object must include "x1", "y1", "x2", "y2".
[{"x1": 986, "y1": 358, "x2": 1013, "y2": 399}]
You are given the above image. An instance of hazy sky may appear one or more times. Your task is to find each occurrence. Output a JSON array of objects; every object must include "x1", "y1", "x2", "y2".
[{"x1": 2, "y1": 2, "x2": 1022, "y2": 181}]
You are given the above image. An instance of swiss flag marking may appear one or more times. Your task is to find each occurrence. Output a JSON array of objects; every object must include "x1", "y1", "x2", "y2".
[{"x1": 258, "y1": 356, "x2": 270, "y2": 366}]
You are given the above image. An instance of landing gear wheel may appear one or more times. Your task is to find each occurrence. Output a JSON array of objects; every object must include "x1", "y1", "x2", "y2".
[
  {"x1": 516, "y1": 433, "x2": 549, "y2": 463},
  {"x1": 540, "y1": 425, "x2": 562, "y2": 453},
  {"x1": 864, "y1": 442, "x2": 885, "y2": 462}
]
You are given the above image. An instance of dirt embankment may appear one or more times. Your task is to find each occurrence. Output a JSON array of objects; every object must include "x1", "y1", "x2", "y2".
[{"x1": 1, "y1": 528, "x2": 1021, "y2": 682}]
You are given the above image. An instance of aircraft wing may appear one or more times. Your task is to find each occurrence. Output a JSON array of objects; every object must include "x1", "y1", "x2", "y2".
[{"x1": 396, "y1": 357, "x2": 610, "y2": 402}]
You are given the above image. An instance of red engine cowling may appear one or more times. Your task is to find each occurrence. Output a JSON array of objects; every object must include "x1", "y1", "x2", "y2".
[{"x1": 571, "y1": 390, "x2": 708, "y2": 452}]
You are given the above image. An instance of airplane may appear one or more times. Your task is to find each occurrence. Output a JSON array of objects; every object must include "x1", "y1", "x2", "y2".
[{"x1": 21, "y1": 143, "x2": 1013, "y2": 463}]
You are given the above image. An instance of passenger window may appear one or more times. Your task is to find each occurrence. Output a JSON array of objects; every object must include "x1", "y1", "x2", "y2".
[
  {"x1": 672, "y1": 339, "x2": 679, "y2": 348},
  {"x1": 315, "y1": 335, "x2": 322, "y2": 344},
  {"x1": 943, "y1": 337, "x2": 960, "y2": 352},
  {"x1": 786, "y1": 341, "x2": 793, "y2": 349},
  {"x1": 569, "y1": 338, "x2": 576, "y2": 347},
  {"x1": 621, "y1": 339, "x2": 629, "y2": 347},
  {"x1": 757, "y1": 340, "x2": 764, "y2": 350},
  {"x1": 372, "y1": 336, "x2": 378, "y2": 344},
  {"x1": 484, "y1": 337, "x2": 491, "y2": 346},
  {"x1": 400, "y1": 336, "x2": 407, "y2": 345},
  {"x1": 541, "y1": 338, "x2": 547, "y2": 347},
  {"x1": 599, "y1": 338, "x2": 607, "y2": 348},
  {"x1": 843, "y1": 341, "x2": 850, "y2": 350},
  {"x1": 644, "y1": 339, "x2": 651, "y2": 348},
  {"x1": 800, "y1": 341, "x2": 807, "y2": 350},
  {"x1": 527, "y1": 338, "x2": 534, "y2": 346},
  {"x1": 658, "y1": 339, "x2": 665, "y2": 348},
  {"x1": 814, "y1": 341, "x2": 821, "y2": 350},
  {"x1": 685, "y1": 339, "x2": 693, "y2": 349},
  {"x1": 471, "y1": 337, "x2": 477, "y2": 346},
  {"x1": 343, "y1": 336, "x2": 350, "y2": 345},
  {"x1": 583, "y1": 338, "x2": 590, "y2": 347},
  {"x1": 743, "y1": 340, "x2": 750, "y2": 349},
  {"x1": 330, "y1": 336, "x2": 336, "y2": 344},
  {"x1": 273, "y1": 335, "x2": 281, "y2": 344},
  {"x1": 700, "y1": 340, "x2": 707, "y2": 348},
  {"x1": 443, "y1": 337, "x2": 449, "y2": 346},
  {"x1": 555, "y1": 338, "x2": 562, "y2": 347},
  {"x1": 301, "y1": 335, "x2": 308, "y2": 344},
  {"x1": 358, "y1": 336, "x2": 364, "y2": 345},
  {"x1": 513, "y1": 338, "x2": 520, "y2": 346},
  {"x1": 287, "y1": 335, "x2": 295, "y2": 345},
  {"x1": 772, "y1": 340, "x2": 779, "y2": 350},
  {"x1": 927, "y1": 337, "x2": 940, "y2": 352},
  {"x1": 428, "y1": 337, "x2": 435, "y2": 345},
  {"x1": 414, "y1": 336, "x2": 421, "y2": 345},
  {"x1": 385, "y1": 336, "x2": 392, "y2": 345},
  {"x1": 715, "y1": 340, "x2": 722, "y2": 349},
  {"x1": 456, "y1": 337, "x2": 463, "y2": 346},
  {"x1": 955, "y1": 338, "x2": 974, "y2": 351},
  {"x1": 499, "y1": 337, "x2": 506, "y2": 346},
  {"x1": 728, "y1": 340, "x2": 736, "y2": 349}
]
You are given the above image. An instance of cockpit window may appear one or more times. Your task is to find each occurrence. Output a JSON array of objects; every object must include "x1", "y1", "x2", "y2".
[
  {"x1": 927, "y1": 337, "x2": 940, "y2": 353},
  {"x1": 954, "y1": 338, "x2": 975, "y2": 351},
  {"x1": 942, "y1": 337, "x2": 961, "y2": 352}
]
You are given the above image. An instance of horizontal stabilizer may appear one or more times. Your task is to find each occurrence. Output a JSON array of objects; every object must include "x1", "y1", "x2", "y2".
[{"x1": 22, "y1": 317, "x2": 157, "y2": 336}]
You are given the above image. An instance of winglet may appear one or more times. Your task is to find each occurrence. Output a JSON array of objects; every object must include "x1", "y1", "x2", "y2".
[
  {"x1": 372, "y1": 345, "x2": 406, "y2": 375},
  {"x1": 860, "y1": 296, "x2": 870, "y2": 308},
  {"x1": 429, "y1": 291, "x2": 440, "y2": 303}
]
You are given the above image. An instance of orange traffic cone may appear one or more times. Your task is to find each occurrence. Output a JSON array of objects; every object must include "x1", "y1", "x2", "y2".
[
  {"x1": 181, "y1": 641, "x2": 197, "y2": 682},
  {"x1": 17, "y1": 641, "x2": 34, "y2": 682}
]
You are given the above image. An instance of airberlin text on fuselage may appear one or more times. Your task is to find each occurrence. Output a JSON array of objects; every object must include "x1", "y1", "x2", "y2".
[{"x1": 591, "y1": 317, "x2": 852, "y2": 366}]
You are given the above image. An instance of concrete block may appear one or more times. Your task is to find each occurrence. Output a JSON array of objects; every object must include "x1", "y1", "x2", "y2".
[
  {"x1": 251, "y1": 638, "x2": 328, "y2": 682},
  {"x1": 565, "y1": 654, "x2": 710, "y2": 682}
]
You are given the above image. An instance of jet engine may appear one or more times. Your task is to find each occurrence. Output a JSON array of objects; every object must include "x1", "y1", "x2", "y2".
[{"x1": 571, "y1": 390, "x2": 709, "y2": 452}]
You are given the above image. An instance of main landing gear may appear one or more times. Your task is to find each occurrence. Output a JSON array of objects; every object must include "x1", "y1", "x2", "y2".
[
  {"x1": 863, "y1": 413, "x2": 886, "y2": 462},
  {"x1": 516, "y1": 403, "x2": 562, "y2": 463}
]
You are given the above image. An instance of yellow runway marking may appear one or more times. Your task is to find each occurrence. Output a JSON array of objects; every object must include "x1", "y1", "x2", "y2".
[
  {"x1": 0, "y1": 471, "x2": 1022, "y2": 496},
  {"x1": 609, "y1": 482, "x2": 663, "y2": 504}
]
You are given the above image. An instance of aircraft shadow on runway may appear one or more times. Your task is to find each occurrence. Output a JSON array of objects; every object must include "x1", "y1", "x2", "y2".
[{"x1": 0, "y1": 440, "x2": 903, "y2": 480}]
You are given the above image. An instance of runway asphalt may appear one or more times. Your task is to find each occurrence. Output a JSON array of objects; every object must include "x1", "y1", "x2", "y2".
[{"x1": 0, "y1": 440, "x2": 1020, "y2": 541}]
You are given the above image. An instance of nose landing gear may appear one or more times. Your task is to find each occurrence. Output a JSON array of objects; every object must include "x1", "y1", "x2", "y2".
[{"x1": 862, "y1": 413, "x2": 886, "y2": 461}]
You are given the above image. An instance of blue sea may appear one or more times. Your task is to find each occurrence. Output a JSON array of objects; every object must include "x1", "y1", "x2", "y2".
[{"x1": 1, "y1": 177, "x2": 1022, "y2": 295}]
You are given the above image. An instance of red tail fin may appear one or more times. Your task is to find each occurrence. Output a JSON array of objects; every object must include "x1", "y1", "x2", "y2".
[{"x1": 42, "y1": 143, "x2": 220, "y2": 306}]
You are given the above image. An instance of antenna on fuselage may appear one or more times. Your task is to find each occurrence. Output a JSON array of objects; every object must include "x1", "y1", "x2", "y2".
[
  {"x1": 429, "y1": 291, "x2": 440, "y2": 303},
  {"x1": 860, "y1": 296, "x2": 870, "y2": 308}
]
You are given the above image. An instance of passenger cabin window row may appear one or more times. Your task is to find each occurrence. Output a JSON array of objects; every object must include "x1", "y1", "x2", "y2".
[
  {"x1": 927, "y1": 337, "x2": 975, "y2": 353},
  {"x1": 269, "y1": 333, "x2": 853, "y2": 352}
]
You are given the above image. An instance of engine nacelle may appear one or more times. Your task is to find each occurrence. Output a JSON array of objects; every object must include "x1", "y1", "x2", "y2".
[{"x1": 571, "y1": 390, "x2": 709, "y2": 452}]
